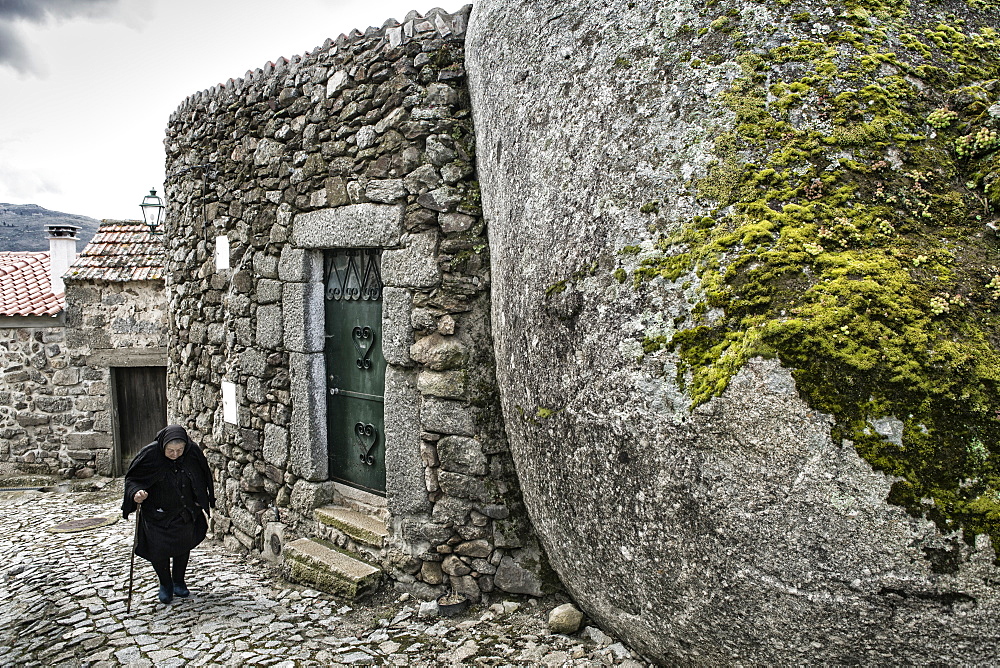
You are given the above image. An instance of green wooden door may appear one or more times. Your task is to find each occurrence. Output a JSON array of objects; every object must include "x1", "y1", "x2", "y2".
[{"x1": 324, "y1": 249, "x2": 386, "y2": 494}]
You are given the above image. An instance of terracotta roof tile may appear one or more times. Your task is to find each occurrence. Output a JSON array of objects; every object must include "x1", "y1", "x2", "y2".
[
  {"x1": 65, "y1": 220, "x2": 166, "y2": 282},
  {"x1": 0, "y1": 251, "x2": 65, "y2": 317}
]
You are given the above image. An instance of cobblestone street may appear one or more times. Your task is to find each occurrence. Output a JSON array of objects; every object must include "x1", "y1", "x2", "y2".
[{"x1": 0, "y1": 479, "x2": 649, "y2": 667}]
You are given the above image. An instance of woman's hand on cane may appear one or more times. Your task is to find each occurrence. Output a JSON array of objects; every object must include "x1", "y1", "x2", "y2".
[{"x1": 133, "y1": 490, "x2": 148, "y2": 504}]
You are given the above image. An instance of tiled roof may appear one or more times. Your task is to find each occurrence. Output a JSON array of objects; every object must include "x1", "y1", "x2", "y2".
[
  {"x1": 65, "y1": 220, "x2": 165, "y2": 282},
  {"x1": 0, "y1": 251, "x2": 64, "y2": 317}
]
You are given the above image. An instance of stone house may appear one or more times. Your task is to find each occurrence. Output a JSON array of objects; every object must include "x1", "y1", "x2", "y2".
[
  {"x1": 0, "y1": 221, "x2": 168, "y2": 477},
  {"x1": 0, "y1": 225, "x2": 79, "y2": 473},
  {"x1": 62, "y1": 221, "x2": 169, "y2": 476},
  {"x1": 164, "y1": 6, "x2": 549, "y2": 602}
]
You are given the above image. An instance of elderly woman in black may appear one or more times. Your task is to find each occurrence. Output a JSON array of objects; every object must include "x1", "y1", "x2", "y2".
[{"x1": 122, "y1": 425, "x2": 215, "y2": 604}]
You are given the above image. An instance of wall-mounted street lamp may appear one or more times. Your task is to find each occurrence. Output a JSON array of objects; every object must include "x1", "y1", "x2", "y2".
[{"x1": 139, "y1": 188, "x2": 165, "y2": 234}]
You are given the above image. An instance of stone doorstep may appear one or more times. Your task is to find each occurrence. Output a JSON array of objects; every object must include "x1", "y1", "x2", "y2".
[
  {"x1": 315, "y1": 505, "x2": 389, "y2": 549},
  {"x1": 331, "y1": 481, "x2": 389, "y2": 522},
  {"x1": 282, "y1": 538, "x2": 381, "y2": 600}
]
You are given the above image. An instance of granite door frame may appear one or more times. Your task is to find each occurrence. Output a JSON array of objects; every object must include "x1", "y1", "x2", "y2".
[{"x1": 285, "y1": 204, "x2": 428, "y2": 517}]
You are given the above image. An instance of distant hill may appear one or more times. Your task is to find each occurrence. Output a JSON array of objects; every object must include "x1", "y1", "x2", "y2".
[{"x1": 0, "y1": 203, "x2": 101, "y2": 252}]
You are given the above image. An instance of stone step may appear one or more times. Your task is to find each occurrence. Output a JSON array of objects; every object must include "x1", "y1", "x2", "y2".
[
  {"x1": 315, "y1": 505, "x2": 389, "y2": 549},
  {"x1": 331, "y1": 482, "x2": 390, "y2": 522},
  {"x1": 282, "y1": 538, "x2": 381, "y2": 600}
]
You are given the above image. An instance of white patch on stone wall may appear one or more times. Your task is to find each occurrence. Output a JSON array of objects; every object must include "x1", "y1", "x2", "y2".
[
  {"x1": 215, "y1": 236, "x2": 230, "y2": 271},
  {"x1": 222, "y1": 380, "x2": 238, "y2": 424}
]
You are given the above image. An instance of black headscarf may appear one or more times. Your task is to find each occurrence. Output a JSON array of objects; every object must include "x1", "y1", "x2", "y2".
[{"x1": 121, "y1": 425, "x2": 215, "y2": 519}]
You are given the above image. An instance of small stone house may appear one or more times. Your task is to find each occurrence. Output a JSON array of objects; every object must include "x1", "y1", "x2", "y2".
[
  {"x1": 0, "y1": 225, "x2": 78, "y2": 473},
  {"x1": 62, "y1": 221, "x2": 169, "y2": 476},
  {"x1": 0, "y1": 221, "x2": 168, "y2": 477},
  {"x1": 164, "y1": 6, "x2": 549, "y2": 602}
]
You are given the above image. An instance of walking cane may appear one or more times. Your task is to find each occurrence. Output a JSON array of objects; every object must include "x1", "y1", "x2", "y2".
[{"x1": 127, "y1": 503, "x2": 141, "y2": 613}]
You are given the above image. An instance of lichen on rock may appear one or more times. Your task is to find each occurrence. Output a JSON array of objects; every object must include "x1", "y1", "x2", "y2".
[{"x1": 634, "y1": 0, "x2": 1000, "y2": 557}]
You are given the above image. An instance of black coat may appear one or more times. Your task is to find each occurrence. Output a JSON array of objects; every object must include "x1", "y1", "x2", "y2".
[{"x1": 122, "y1": 425, "x2": 215, "y2": 560}]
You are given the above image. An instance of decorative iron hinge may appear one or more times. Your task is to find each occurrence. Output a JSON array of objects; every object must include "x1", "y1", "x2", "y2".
[
  {"x1": 352, "y1": 326, "x2": 375, "y2": 369},
  {"x1": 355, "y1": 422, "x2": 378, "y2": 466}
]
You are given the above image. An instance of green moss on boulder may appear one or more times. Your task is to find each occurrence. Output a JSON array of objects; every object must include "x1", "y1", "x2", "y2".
[{"x1": 632, "y1": 0, "x2": 1000, "y2": 555}]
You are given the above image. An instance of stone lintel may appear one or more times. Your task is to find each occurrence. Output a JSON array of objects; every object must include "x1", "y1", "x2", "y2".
[
  {"x1": 0, "y1": 313, "x2": 66, "y2": 328},
  {"x1": 292, "y1": 204, "x2": 405, "y2": 249},
  {"x1": 87, "y1": 347, "x2": 168, "y2": 367}
]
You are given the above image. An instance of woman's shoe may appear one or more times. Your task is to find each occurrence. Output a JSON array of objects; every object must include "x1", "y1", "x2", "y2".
[
  {"x1": 173, "y1": 582, "x2": 190, "y2": 597},
  {"x1": 158, "y1": 585, "x2": 174, "y2": 604}
]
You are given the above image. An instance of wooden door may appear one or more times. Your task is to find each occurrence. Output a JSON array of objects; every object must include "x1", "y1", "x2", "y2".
[
  {"x1": 113, "y1": 366, "x2": 167, "y2": 473},
  {"x1": 324, "y1": 248, "x2": 386, "y2": 495}
]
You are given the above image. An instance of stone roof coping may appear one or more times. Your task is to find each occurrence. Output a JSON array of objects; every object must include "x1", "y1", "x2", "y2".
[{"x1": 168, "y1": 5, "x2": 473, "y2": 122}]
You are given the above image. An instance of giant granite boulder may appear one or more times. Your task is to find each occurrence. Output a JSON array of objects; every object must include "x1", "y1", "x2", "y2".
[{"x1": 468, "y1": 0, "x2": 1000, "y2": 662}]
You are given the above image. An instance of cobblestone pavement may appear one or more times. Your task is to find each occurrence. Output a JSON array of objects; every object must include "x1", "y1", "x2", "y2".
[{"x1": 0, "y1": 479, "x2": 652, "y2": 667}]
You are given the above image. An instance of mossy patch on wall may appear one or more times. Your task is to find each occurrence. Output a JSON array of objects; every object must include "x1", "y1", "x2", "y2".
[{"x1": 631, "y1": 0, "x2": 1000, "y2": 556}]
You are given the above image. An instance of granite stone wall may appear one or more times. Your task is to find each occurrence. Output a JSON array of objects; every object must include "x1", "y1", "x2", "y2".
[
  {"x1": 0, "y1": 281, "x2": 166, "y2": 476},
  {"x1": 164, "y1": 5, "x2": 547, "y2": 602},
  {"x1": 0, "y1": 322, "x2": 75, "y2": 474}
]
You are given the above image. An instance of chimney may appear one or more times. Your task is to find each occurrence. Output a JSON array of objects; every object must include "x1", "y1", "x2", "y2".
[{"x1": 46, "y1": 224, "x2": 80, "y2": 295}]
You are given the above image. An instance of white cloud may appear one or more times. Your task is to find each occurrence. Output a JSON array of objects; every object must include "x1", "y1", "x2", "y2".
[{"x1": 0, "y1": 159, "x2": 63, "y2": 202}]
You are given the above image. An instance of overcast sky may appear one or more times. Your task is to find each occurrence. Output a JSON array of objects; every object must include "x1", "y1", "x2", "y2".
[{"x1": 0, "y1": 0, "x2": 461, "y2": 222}]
